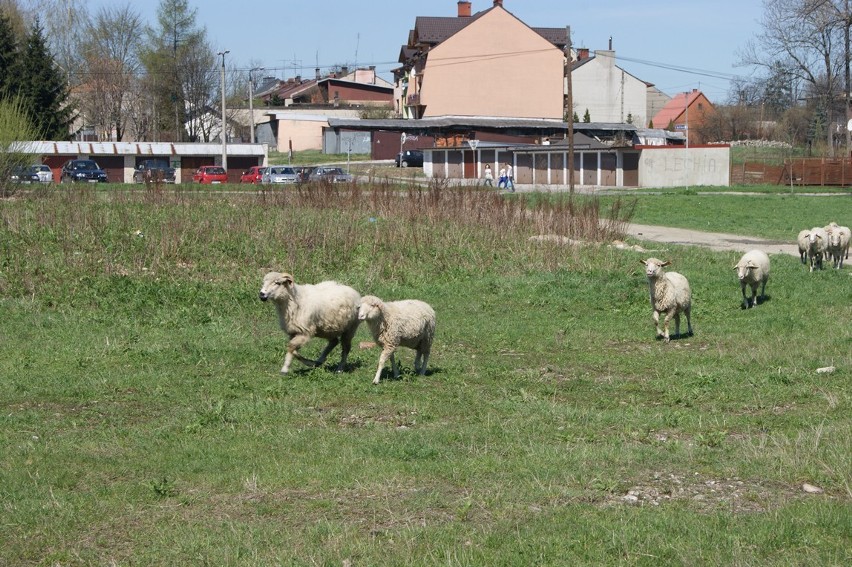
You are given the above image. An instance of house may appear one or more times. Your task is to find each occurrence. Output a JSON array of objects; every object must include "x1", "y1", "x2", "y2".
[
  {"x1": 570, "y1": 47, "x2": 651, "y2": 127},
  {"x1": 256, "y1": 67, "x2": 393, "y2": 108},
  {"x1": 651, "y1": 89, "x2": 716, "y2": 146},
  {"x1": 396, "y1": 0, "x2": 567, "y2": 119}
]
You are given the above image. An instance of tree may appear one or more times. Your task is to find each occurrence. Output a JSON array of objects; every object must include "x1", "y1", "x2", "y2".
[
  {"x1": 0, "y1": 96, "x2": 40, "y2": 197},
  {"x1": 18, "y1": 18, "x2": 73, "y2": 140},
  {"x1": 738, "y1": 0, "x2": 845, "y2": 153},
  {"x1": 583, "y1": 108, "x2": 590, "y2": 123},
  {"x1": 141, "y1": 0, "x2": 214, "y2": 142},
  {"x1": 0, "y1": 9, "x2": 19, "y2": 97},
  {"x1": 78, "y1": 5, "x2": 143, "y2": 141}
]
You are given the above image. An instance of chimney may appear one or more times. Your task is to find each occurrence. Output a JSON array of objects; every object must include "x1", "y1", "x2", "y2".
[
  {"x1": 577, "y1": 48, "x2": 589, "y2": 60},
  {"x1": 608, "y1": 36, "x2": 613, "y2": 50},
  {"x1": 493, "y1": 0, "x2": 503, "y2": 6},
  {"x1": 341, "y1": 65, "x2": 349, "y2": 77},
  {"x1": 315, "y1": 67, "x2": 320, "y2": 80},
  {"x1": 458, "y1": 1, "x2": 471, "y2": 17}
]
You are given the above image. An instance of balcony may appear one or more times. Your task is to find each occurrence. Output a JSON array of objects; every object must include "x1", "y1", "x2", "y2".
[{"x1": 406, "y1": 93, "x2": 421, "y2": 106}]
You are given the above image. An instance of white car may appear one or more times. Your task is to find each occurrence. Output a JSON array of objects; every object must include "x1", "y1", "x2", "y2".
[
  {"x1": 262, "y1": 166, "x2": 299, "y2": 184},
  {"x1": 29, "y1": 164, "x2": 53, "y2": 183}
]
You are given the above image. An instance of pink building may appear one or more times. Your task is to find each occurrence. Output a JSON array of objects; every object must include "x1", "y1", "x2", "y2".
[{"x1": 396, "y1": 1, "x2": 567, "y2": 120}]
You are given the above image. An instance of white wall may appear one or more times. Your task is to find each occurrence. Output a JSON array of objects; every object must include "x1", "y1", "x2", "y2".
[
  {"x1": 639, "y1": 146, "x2": 730, "y2": 187},
  {"x1": 571, "y1": 51, "x2": 648, "y2": 126}
]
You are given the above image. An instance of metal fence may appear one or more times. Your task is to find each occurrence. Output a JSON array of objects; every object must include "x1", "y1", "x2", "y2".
[{"x1": 732, "y1": 158, "x2": 852, "y2": 186}]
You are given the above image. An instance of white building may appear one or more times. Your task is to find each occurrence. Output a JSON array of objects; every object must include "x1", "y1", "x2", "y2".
[{"x1": 570, "y1": 49, "x2": 651, "y2": 127}]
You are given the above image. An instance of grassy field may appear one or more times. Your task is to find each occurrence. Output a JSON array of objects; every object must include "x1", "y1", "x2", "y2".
[{"x1": 1, "y1": 184, "x2": 849, "y2": 565}]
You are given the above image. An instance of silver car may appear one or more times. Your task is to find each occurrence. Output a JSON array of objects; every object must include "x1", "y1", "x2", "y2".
[
  {"x1": 29, "y1": 164, "x2": 53, "y2": 183},
  {"x1": 261, "y1": 166, "x2": 299, "y2": 184},
  {"x1": 308, "y1": 166, "x2": 354, "y2": 183}
]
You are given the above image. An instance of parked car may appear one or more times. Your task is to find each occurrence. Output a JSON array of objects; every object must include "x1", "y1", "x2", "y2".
[
  {"x1": 395, "y1": 149, "x2": 424, "y2": 168},
  {"x1": 240, "y1": 166, "x2": 267, "y2": 184},
  {"x1": 192, "y1": 165, "x2": 228, "y2": 184},
  {"x1": 295, "y1": 166, "x2": 313, "y2": 183},
  {"x1": 60, "y1": 159, "x2": 108, "y2": 183},
  {"x1": 28, "y1": 164, "x2": 53, "y2": 183},
  {"x1": 9, "y1": 165, "x2": 39, "y2": 184},
  {"x1": 308, "y1": 166, "x2": 354, "y2": 183},
  {"x1": 262, "y1": 166, "x2": 299, "y2": 184},
  {"x1": 133, "y1": 159, "x2": 176, "y2": 183}
]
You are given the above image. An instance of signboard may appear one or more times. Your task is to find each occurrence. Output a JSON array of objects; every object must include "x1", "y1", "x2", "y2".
[{"x1": 674, "y1": 124, "x2": 687, "y2": 131}]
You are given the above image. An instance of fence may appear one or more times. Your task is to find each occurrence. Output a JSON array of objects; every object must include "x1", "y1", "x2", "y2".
[{"x1": 732, "y1": 158, "x2": 852, "y2": 186}]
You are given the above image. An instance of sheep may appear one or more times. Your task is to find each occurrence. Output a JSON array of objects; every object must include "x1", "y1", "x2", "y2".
[
  {"x1": 797, "y1": 229, "x2": 810, "y2": 265},
  {"x1": 640, "y1": 258, "x2": 692, "y2": 342},
  {"x1": 807, "y1": 227, "x2": 828, "y2": 272},
  {"x1": 357, "y1": 295, "x2": 436, "y2": 385},
  {"x1": 826, "y1": 225, "x2": 851, "y2": 269},
  {"x1": 734, "y1": 250, "x2": 770, "y2": 308},
  {"x1": 259, "y1": 272, "x2": 361, "y2": 374}
]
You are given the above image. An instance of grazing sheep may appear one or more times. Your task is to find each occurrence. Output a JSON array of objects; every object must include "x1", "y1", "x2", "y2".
[
  {"x1": 357, "y1": 295, "x2": 436, "y2": 384},
  {"x1": 826, "y1": 225, "x2": 851, "y2": 269},
  {"x1": 640, "y1": 258, "x2": 692, "y2": 342},
  {"x1": 259, "y1": 272, "x2": 361, "y2": 374},
  {"x1": 807, "y1": 227, "x2": 828, "y2": 272},
  {"x1": 797, "y1": 229, "x2": 810, "y2": 265},
  {"x1": 734, "y1": 250, "x2": 770, "y2": 308}
]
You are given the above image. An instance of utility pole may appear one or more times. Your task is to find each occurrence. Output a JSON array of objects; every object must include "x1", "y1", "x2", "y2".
[
  {"x1": 248, "y1": 67, "x2": 264, "y2": 143},
  {"x1": 218, "y1": 50, "x2": 230, "y2": 170},
  {"x1": 565, "y1": 26, "x2": 575, "y2": 194}
]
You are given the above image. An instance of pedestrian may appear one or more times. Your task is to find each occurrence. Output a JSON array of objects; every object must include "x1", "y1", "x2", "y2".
[
  {"x1": 483, "y1": 164, "x2": 493, "y2": 186},
  {"x1": 506, "y1": 163, "x2": 514, "y2": 192},
  {"x1": 497, "y1": 166, "x2": 507, "y2": 188}
]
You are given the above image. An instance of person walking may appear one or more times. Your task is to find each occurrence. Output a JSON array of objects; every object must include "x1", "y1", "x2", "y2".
[
  {"x1": 506, "y1": 163, "x2": 514, "y2": 192},
  {"x1": 483, "y1": 164, "x2": 493, "y2": 186},
  {"x1": 497, "y1": 165, "x2": 507, "y2": 188}
]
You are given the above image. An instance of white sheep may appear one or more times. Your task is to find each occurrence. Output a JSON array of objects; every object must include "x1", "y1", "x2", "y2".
[
  {"x1": 259, "y1": 272, "x2": 361, "y2": 374},
  {"x1": 734, "y1": 250, "x2": 770, "y2": 308},
  {"x1": 797, "y1": 229, "x2": 810, "y2": 265},
  {"x1": 640, "y1": 258, "x2": 692, "y2": 342},
  {"x1": 826, "y1": 225, "x2": 851, "y2": 269},
  {"x1": 357, "y1": 295, "x2": 436, "y2": 384},
  {"x1": 807, "y1": 227, "x2": 828, "y2": 272}
]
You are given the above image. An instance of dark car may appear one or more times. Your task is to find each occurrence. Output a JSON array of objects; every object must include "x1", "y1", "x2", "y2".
[
  {"x1": 307, "y1": 166, "x2": 353, "y2": 183},
  {"x1": 395, "y1": 149, "x2": 424, "y2": 168},
  {"x1": 60, "y1": 159, "x2": 109, "y2": 183},
  {"x1": 133, "y1": 159, "x2": 176, "y2": 183},
  {"x1": 10, "y1": 165, "x2": 39, "y2": 184}
]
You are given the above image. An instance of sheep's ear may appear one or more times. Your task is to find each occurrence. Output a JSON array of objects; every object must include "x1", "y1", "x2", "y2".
[
  {"x1": 639, "y1": 260, "x2": 647, "y2": 266},
  {"x1": 661, "y1": 261, "x2": 671, "y2": 267},
  {"x1": 275, "y1": 275, "x2": 293, "y2": 286},
  {"x1": 747, "y1": 261, "x2": 758, "y2": 269},
  {"x1": 732, "y1": 265, "x2": 738, "y2": 270}
]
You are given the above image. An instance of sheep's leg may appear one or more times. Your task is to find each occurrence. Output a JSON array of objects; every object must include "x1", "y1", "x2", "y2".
[
  {"x1": 391, "y1": 353, "x2": 402, "y2": 379},
  {"x1": 282, "y1": 335, "x2": 313, "y2": 373},
  {"x1": 662, "y1": 312, "x2": 672, "y2": 342},
  {"x1": 313, "y1": 337, "x2": 340, "y2": 368},
  {"x1": 740, "y1": 283, "x2": 749, "y2": 309},
  {"x1": 684, "y1": 306, "x2": 692, "y2": 336},
  {"x1": 673, "y1": 312, "x2": 681, "y2": 340},
  {"x1": 417, "y1": 349, "x2": 430, "y2": 375},
  {"x1": 334, "y1": 326, "x2": 357, "y2": 372},
  {"x1": 759, "y1": 281, "x2": 767, "y2": 303},
  {"x1": 652, "y1": 310, "x2": 664, "y2": 339},
  {"x1": 750, "y1": 283, "x2": 759, "y2": 308},
  {"x1": 373, "y1": 348, "x2": 395, "y2": 385}
]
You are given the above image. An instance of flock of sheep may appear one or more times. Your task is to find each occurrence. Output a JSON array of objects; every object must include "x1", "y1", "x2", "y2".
[
  {"x1": 258, "y1": 221, "x2": 848, "y2": 378},
  {"x1": 797, "y1": 222, "x2": 851, "y2": 271}
]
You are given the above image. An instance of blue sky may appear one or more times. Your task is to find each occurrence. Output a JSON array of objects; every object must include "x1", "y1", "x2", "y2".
[{"x1": 86, "y1": 0, "x2": 765, "y2": 103}]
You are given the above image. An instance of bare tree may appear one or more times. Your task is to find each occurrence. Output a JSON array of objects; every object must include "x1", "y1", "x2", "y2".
[
  {"x1": 739, "y1": 0, "x2": 845, "y2": 153},
  {"x1": 78, "y1": 4, "x2": 143, "y2": 141}
]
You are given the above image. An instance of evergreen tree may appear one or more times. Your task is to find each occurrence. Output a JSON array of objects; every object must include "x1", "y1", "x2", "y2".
[
  {"x1": 572, "y1": 111, "x2": 579, "y2": 123},
  {"x1": 0, "y1": 10, "x2": 20, "y2": 98},
  {"x1": 19, "y1": 19, "x2": 73, "y2": 140},
  {"x1": 583, "y1": 109, "x2": 591, "y2": 123}
]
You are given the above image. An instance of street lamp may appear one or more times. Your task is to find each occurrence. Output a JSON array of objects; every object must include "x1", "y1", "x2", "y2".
[
  {"x1": 218, "y1": 50, "x2": 230, "y2": 170},
  {"x1": 248, "y1": 66, "x2": 264, "y2": 144}
]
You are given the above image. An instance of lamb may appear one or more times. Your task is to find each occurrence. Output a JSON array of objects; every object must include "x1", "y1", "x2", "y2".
[
  {"x1": 357, "y1": 295, "x2": 436, "y2": 385},
  {"x1": 640, "y1": 258, "x2": 692, "y2": 342},
  {"x1": 826, "y1": 224, "x2": 851, "y2": 269},
  {"x1": 807, "y1": 227, "x2": 828, "y2": 272},
  {"x1": 259, "y1": 272, "x2": 361, "y2": 374},
  {"x1": 797, "y1": 229, "x2": 810, "y2": 265},
  {"x1": 733, "y1": 250, "x2": 770, "y2": 308}
]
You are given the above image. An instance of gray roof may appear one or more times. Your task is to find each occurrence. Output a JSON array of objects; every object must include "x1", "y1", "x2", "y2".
[{"x1": 327, "y1": 118, "x2": 637, "y2": 136}]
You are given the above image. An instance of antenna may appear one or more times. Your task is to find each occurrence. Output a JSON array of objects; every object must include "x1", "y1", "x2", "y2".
[{"x1": 354, "y1": 33, "x2": 360, "y2": 66}]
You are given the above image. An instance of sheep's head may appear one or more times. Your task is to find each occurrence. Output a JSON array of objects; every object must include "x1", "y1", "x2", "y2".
[
  {"x1": 358, "y1": 295, "x2": 383, "y2": 321},
  {"x1": 640, "y1": 258, "x2": 669, "y2": 279},
  {"x1": 259, "y1": 272, "x2": 294, "y2": 302},
  {"x1": 828, "y1": 230, "x2": 842, "y2": 247},
  {"x1": 809, "y1": 231, "x2": 823, "y2": 244},
  {"x1": 734, "y1": 260, "x2": 759, "y2": 281}
]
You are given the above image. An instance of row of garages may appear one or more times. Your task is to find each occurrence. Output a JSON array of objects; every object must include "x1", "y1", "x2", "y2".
[{"x1": 23, "y1": 142, "x2": 267, "y2": 184}]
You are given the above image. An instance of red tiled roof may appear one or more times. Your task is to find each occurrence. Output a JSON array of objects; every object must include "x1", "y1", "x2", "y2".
[{"x1": 652, "y1": 90, "x2": 702, "y2": 128}]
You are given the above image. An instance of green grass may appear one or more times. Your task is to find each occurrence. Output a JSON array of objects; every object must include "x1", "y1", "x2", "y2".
[
  {"x1": 268, "y1": 149, "x2": 371, "y2": 166},
  {"x1": 1, "y1": 185, "x2": 849, "y2": 565}
]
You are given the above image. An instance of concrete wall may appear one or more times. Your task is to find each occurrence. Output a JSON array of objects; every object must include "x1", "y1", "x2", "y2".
[
  {"x1": 638, "y1": 146, "x2": 730, "y2": 187},
  {"x1": 419, "y1": 8, "x2": 564, "y2": 119},
  {"x1": 571, "y1": 50, "x2": 648, "y2": 126}
]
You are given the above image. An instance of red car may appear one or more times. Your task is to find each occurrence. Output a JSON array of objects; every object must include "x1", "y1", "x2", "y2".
[
  {"x1": 192, "y1": 165, "x2": 229, "y2": 184},
  {"x1": 240, "y1": 166, "x2": 266, "y2": 184}
]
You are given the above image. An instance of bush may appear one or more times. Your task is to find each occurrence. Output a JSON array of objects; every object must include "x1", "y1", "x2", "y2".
[{"x1": 0, "y1": 96, "x2": 41, "y2": 197}]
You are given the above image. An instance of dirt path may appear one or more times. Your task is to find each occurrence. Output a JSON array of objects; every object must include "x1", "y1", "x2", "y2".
[{"x1": 624, "y1": 223, "x2": 800, "y2": 256}]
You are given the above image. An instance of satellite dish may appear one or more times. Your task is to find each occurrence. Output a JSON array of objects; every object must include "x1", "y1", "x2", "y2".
[{"x1": 847, "y1": 119, "x2": 852, "y2": 132}]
